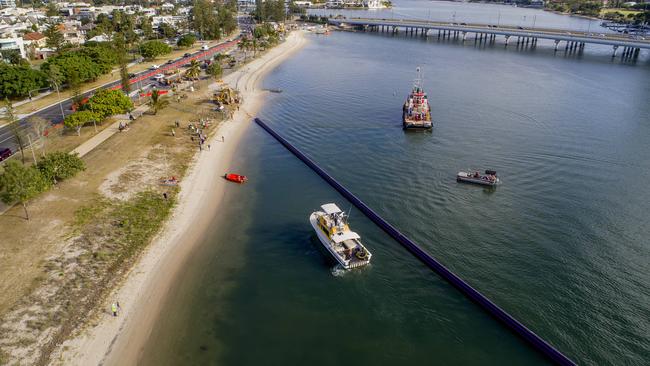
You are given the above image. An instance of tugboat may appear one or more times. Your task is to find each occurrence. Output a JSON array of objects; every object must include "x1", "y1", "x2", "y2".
[
  {"x1": 403, "y1": 67, "x2": 432, "y2": 130},
  {"x1": 457, "y1": 170, "x2": 499, "y2": 186},
  {"x1": 309, "y1": 203, "x2": 372, "y2": 270}
]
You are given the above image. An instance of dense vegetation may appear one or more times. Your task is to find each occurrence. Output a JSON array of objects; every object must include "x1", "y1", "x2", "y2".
[
  {"x1": 190, "y1": 0, "x2": 238, "y2": 39},
  {"x1": 177, "y1": 34, "x2": 197, "y2": 48},
  {"x1": 139, "y1": 40, "x2": 172, "y2": 60},
  {"x1": 547, "y1": 1, "x2": 603, "y2": 17},
  {"x1": 254, "y1": 0, "x2": 287, "y2": 22},
  {"x1": 0, "y1": 152, "x2": 84, "y2": 220},
  {"x1": 0, "y1": 65, "x2": 48, "y2": 99}
]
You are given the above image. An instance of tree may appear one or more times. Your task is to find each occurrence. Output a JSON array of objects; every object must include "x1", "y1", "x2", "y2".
[
  {"x1": 159, "y1": 23, "x2": 177, "y2": 39},
  {"x1": 114, "y1": 33, "x2": 131, "y2": 94},
  {"x1": 206, "y1": 62, "x2": 222, "y2": 80},
  {"x1": 28, "y1": 116, "x2": 49, "y2": 157},
  {"x1": 238, "y1": 37, "x2": 251, "y2": 60},
  {"x1": 64, "y1": 110, "x2": 98, "y2": 135},
  {"x1": 0, "y1": 50, "x2": 25, "y2": 65},
  {"x1": 37, "y1": 152, "x2": 85, "y2": 185},
  {"x1": 0, "y1": 161, "x2": 49, "y2": 220},
  {"x1": 185, "y1": 60, "x2": 201, "y2": 80},
  {"x1": 177, "y1": 34, "x2": 197, "y2": 48},
  {"x1": 83, "y1": 89, "x2": 133, "y2": 119},
  {"x1": 0, "y1": 64, "x2": 48, "y2": 99},
  {"x1": 140, "y1": 16, "x2": 154, "y2": 40},
  {"x1": 44, "y1": 23, "x2": 65, "y2": 52},
  {"x1": 45, "y1": 2, "x2": 58, "y2": 17},
  {"x1": 148, "y1": 89, "x2": 169, "y2": 115},
  {"x1": 45, "y1": 64, "x2": 66, "y2": 121},
  {"x1": 139, "y1": 40, "x2": 172, "y2": 60},
  {"x1": 4, "y1": 98, "x2": 26, "y2": 164}
]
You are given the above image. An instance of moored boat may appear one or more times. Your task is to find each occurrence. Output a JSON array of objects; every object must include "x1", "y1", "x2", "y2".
[
  {"x1": 224, "y1": 173, "x2": 247, "y2": 183},
  {"x1": 309, "y1": 203, "x2": 372, "y2": 270},
  {"x1": 403, "y1": 67, "x2": 433, "y2": 130},
  {"x1": 457, "y1": 170, "x2": 499, "y2": 186}
]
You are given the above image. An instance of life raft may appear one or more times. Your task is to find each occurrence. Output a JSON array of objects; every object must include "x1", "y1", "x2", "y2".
[
  {"x1": 224, "y1": 173, "x2": 247, "y2": 183},
  {"x1": 355, "y1": 250, "x2": 368, "y2": 260}
]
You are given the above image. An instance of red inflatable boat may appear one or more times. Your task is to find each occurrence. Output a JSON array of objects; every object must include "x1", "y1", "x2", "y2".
[{"x1": 224, "y1": 173, "x2": 247, "y2": 183}]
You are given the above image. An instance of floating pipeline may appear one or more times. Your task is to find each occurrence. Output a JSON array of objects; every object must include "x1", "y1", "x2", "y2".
[{"x1": 254, "y1": 117, "x2": 576, "y2": 366}]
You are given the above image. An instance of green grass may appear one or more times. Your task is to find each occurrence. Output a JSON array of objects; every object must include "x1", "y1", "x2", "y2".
[{"x1": 600, "y1": 8, "x2": 641, "y2": 16}]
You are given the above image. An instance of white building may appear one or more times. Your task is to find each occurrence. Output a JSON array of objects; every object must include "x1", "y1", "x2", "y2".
[
  {"x1": 0, "y1": 37, "x2": 25, "y2": 58},
  {"x1": 0, "y1": 0, "x2": 16, "y2": 9}
]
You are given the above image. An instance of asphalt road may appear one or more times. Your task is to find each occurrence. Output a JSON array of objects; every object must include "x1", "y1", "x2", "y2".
[{"x1": 0, "y1": 37, "x2": 240, "y2": 160}]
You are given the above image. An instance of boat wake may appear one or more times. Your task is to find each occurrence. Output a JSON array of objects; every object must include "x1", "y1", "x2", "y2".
[{"x1": 331, "y1": 264, "x2": 347, "y2": 277}]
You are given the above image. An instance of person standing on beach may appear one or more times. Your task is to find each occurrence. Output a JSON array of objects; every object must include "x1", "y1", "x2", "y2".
[
  {"x1": 111, "y1": 303, "x2": 118, "y2": 317},
  {"x1": 222, "y1": 136, "x2": 224, "y2": 142}
]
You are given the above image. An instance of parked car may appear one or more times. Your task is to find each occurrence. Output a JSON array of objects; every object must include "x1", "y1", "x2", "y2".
[
  {"x1": 184, "y1": 53, "x2": 192, "y2": 57},
  {"x1": 201, "y1": 45, "x2": 209, "y2": 51},
  {"x1": 152, "y1": 74, "x2": 165, "y2": 81},
  {"x1": 149, "y1": 64, "x2": 160, "y2": 70},
  {"x1": 0, "y1": 147, "x2": 12, "y2": 162},
  {"x1": 128, "y1": 73, "x2": 136, "y2": 78}
]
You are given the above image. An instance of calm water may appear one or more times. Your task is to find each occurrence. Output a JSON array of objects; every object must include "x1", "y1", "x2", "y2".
[{"x1": 139, "y1": 7, "x2": 650, "y2": 366}]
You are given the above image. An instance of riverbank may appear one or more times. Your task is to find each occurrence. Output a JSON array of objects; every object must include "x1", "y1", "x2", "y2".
[{"x1": 51, "y1": 30, "x2": 307, "y2": 366}]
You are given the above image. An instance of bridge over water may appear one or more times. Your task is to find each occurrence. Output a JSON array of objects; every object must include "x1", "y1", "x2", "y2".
[{"x1": 328, "y1": 17, "x2": 650, "y2": 59}]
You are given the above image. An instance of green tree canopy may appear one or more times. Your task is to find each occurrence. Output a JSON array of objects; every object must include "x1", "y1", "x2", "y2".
[
  {"x1": 177, "y1": 33, "x2": 197, "y2": 48},
  {"x1": 41, "y1": 52, "x2": 103, "y2": 85},
  {"x1": 64, "y1": 110, "x2": 99, "y2": 135},
  {"x1": 37, "y1": 152, "x2": 85, "y2": 184},
  {"x1": 83, "y1": 89, "x2": 133, "y2": 118},
  {"x1": 139, "y1": 40, "x2": 172, "y2": 60},
  {"x1": 44, "y1": 23, "x2": 65, "y2": 52},
  {"x1": 0, "y1": 160, "x2": 49, "y2": 220},
  {"x1": 159, "y1": 23, "x2": 177, "y2": 38},
  {"x1": 148, "y1": 89, "x2": 169, "y2": 115},
  {"x1": 0, "y1": 64, "x2": 48, "y2": 99},
  {"x1": 206, "y1": 62, "x2": 222, "y2": 80}
]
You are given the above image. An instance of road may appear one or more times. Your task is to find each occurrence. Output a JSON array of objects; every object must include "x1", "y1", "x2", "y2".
[{"x1": 0, "y1": 37, "x2": 240, "y2": 160}]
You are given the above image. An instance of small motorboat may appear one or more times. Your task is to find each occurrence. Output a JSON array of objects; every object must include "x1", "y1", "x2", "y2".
[
  {"x1": 457, "y1": 170, "x2": 499, "y2": 186},
  {"x1": 224, "y1": 173, "x2": 247, "y2": 183}
]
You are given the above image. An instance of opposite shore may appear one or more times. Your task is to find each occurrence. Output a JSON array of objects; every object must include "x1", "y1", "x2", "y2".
[{"x1": 50, "y1": 31, "x2": 308, "y2": 365}]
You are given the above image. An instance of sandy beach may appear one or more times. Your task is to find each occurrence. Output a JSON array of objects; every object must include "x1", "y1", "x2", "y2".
[{"x1": 51, "y1": 31, "x2": 307, "y2": 366}]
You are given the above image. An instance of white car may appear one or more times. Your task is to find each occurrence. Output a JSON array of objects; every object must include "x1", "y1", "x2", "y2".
[
  {"x1": 149, "y1": 64, "x2": 160, "y2": 70},
  {"x1": 153, "y1": 74, "x2": 165, "y2": 80},
  {"x1": 201, "y1": 45, "x2": 209, "y2": 51}
]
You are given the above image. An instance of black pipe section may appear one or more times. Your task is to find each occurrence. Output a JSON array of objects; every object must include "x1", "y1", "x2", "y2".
[{"x1": 254, "y1": 117, "x2": 577, "y2": 366}]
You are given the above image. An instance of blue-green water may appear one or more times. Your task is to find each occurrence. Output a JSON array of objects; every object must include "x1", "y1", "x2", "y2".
[{"x1": 139, "y1": 10, "x2": 650, "y2": 366}]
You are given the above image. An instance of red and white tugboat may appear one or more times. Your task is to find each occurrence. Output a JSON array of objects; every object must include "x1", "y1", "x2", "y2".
[{"x1": 402, "y1": 67, "x2": 432, "y2": 130}]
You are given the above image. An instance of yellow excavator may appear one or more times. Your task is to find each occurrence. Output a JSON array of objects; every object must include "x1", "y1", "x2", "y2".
[{"x1": 213, "y1": 87, "x2": 240, "y2": 106}]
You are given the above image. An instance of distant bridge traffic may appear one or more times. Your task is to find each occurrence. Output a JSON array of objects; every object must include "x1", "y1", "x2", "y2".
[{"x1": 328, "y1": 17, "x2": 650, "y2": 58}]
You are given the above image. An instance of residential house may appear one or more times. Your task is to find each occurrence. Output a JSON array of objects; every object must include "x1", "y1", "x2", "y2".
[{"x1": 0, "y1": 37, "x2": 25, "y2": 58}]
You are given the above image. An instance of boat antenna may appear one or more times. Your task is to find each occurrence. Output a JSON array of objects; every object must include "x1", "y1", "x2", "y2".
[{"x1": 347, "y1": 205, "x2": 352, "y2": 221}]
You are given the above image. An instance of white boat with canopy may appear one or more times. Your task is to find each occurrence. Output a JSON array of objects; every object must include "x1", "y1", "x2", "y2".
[{"x1": 309, "y1": 203, "x2": 372, "y2": 269}]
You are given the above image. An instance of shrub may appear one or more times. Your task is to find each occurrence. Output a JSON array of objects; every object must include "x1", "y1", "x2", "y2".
[
  {"x1": 37, "y1": 152, "x2": 86, "y2": 184},
  {"x1": 139, "y1": 40, "x2": 172, "y2": 60},
  {"x1": 177, "y1": 34, "x2": 197, "y2": 48}
]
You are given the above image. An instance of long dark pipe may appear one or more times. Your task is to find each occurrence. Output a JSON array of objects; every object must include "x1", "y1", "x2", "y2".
[{"x1": 254, "y1": 117, "x2": 576, "y2": 366}]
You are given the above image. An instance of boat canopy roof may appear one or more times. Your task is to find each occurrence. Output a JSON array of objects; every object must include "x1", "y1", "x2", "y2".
[
  {"x1": 321, "y1": 203, "x2": 342, "y2": 215},
  {"x1": 331, "y1": 231, "x2": 361, "y2": 243}
]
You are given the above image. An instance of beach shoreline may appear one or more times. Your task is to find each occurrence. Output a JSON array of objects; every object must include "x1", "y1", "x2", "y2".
[{"x1": 52, "y1": 31, "x2": 307, "y2": 366}]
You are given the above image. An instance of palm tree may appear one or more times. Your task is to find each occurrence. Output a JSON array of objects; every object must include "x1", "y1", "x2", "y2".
[
  {"x1": 238, "y1": 37, "x2": 251, "y2": 60},
  {"x1": 149, "y1": 89, "x2": 169, "y2": 115},
  {"x1": 184, "y1": 60, "x2": 201, "y2": 80}
]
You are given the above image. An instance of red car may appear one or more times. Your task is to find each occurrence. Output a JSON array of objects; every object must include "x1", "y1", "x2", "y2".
[{"x1": 0, "y1": 148, "x2": 11, "y2": 161}]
